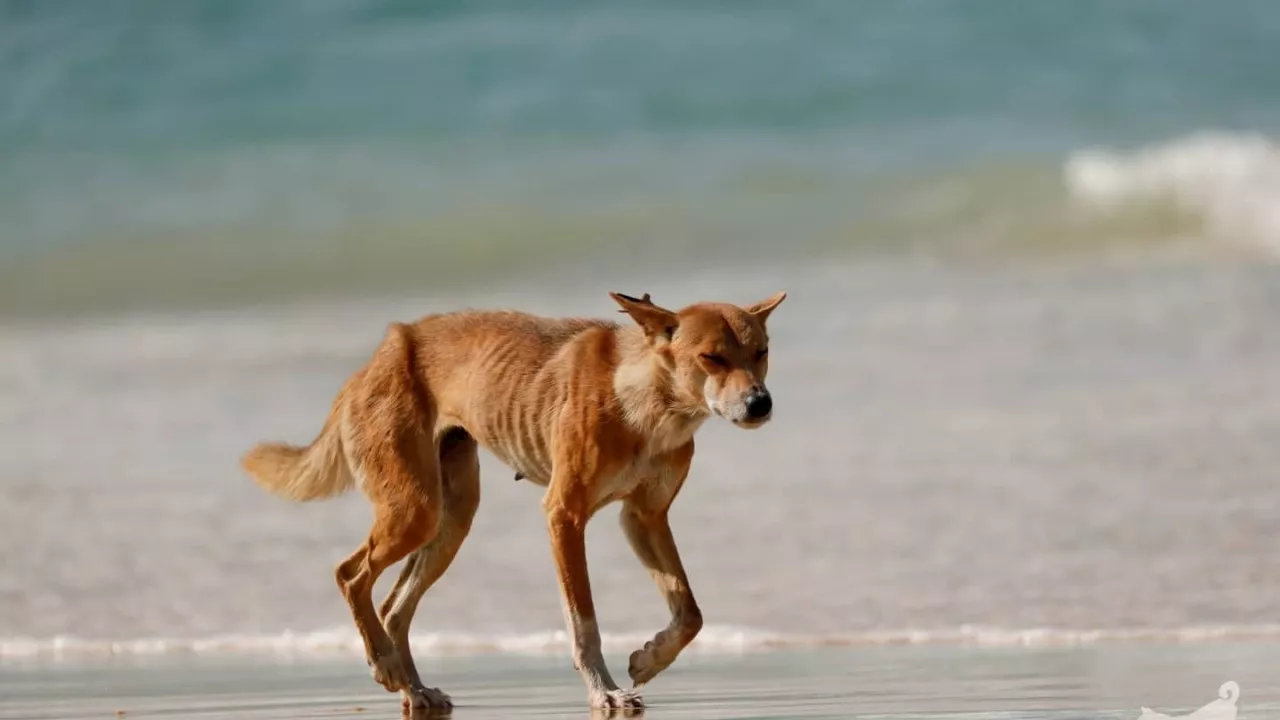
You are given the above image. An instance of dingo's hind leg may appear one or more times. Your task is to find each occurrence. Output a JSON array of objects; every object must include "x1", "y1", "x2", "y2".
[
  {"x1": 378, "y1": 428, "x2": 481, "y2": 711},
  {"x1": 333, "y1": 324, "x2": 445, "y2": 702}
]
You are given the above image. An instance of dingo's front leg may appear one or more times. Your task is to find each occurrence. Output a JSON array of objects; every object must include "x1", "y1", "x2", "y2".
[
  {"x1": 619, "y1": 446, "x2": 701, "y2": 687},
  {"x1": 620, "y1": 504, "x2": 702, "y2": 687},
  {"x1": 544, "y1": 470, "x2": 643, "y2": 711}
]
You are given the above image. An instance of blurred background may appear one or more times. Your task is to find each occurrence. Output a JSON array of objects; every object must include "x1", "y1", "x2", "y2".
[{"x1": 3, "y1": 0, "x2": 1280, "y2": 660}]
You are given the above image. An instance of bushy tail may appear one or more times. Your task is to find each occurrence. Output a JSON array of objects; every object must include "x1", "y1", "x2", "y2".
[{"x1": 241, "y1": 418, "x2": 353, "y2": 502}]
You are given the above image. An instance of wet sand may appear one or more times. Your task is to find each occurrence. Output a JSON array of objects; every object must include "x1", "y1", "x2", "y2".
[{"x1": 5, "y1": 642, "x2": 1280, "y2": 720}]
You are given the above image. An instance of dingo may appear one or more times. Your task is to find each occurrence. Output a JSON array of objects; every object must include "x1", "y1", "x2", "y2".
[{"x1": 241, "y1": 291, "x2": 786, "y2": 712}]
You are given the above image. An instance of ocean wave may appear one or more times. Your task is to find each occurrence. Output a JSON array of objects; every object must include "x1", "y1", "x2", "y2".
[
  {"x1": 4, "y1": 130, "x2": 1277, "y2": 320},
  {"x1": 1064, "y1": 130, "x2": 1280, "y2": 251},
  {"x1": 7, "y1": 624, "x2": 1280, "y2": 662}
]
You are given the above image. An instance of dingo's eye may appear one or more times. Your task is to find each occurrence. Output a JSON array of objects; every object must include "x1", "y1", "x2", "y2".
[
  {"x1": 755, "y1": 348, "x2": 768, "y2": 362},
  {"x1": 700, "y1": 353, "x2": 729, "y2": 368}
]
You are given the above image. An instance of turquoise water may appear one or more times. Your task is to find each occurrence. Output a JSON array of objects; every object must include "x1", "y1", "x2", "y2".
[{"x1": 3, "y1": 0, "x2": 1280, "y2": 315}]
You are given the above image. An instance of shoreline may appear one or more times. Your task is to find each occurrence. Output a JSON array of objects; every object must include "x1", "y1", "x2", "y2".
[
  {"x1": 6, "y1": 643, "x2": 1280, "y2": 720},
  {"x1": 12, "y1": 622, "x2": 1280, "y2": 667}
]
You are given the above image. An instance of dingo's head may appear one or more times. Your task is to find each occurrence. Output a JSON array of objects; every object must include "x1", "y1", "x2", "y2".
[{"x1": 609, "y1": 290, "x2": 786, "y2": 429}]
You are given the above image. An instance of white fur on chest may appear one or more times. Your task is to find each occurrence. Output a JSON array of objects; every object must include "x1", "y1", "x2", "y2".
[
  {"x1": 643, "y1": 413, "x2": 706, "y2": 457},
  {"x1": 588, "y1": 405, "x2": 700, "y2": 506},
  {"x1": 592, "y1": 456, "x2": 657, "y2": 510},
  {"x1": 590, "y1": 426, "x2": 699, "y2": 511}
]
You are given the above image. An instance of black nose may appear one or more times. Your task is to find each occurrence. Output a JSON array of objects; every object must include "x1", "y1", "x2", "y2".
[{"x1": 745, "y1": 390, "x2": 772, "y2": 419}]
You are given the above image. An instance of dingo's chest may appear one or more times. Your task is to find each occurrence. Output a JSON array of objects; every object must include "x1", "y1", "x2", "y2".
[{"x1": 591, "y1": 456, "x2": 658, "y2": 512}]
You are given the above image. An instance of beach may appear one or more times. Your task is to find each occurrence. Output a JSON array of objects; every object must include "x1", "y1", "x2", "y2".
[
  {"x1": 6, "y1": 643, "x2": 1280, "y2": 720},
  {"x1": 4, "y1": 2, "x2": 1280, "y2": 718},
  {"x1": 6, "y1": 257, "x2": 1280, "y2": 719},
  {"x1": 6, "y1": 258, "x2": 1280, "y2": 646}
]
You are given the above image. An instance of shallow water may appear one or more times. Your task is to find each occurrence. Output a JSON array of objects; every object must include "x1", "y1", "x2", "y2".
[{"x1": 5, "y1": 643, "x2": 1280, "y2": 720}]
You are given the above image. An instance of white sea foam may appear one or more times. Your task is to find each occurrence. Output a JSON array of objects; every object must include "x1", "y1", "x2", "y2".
[
  {"x1": 7, "y1": 624, "x2": 1280, "y2": 662},
  {"x1": 1064, "y1": 130, "x2": 1280, "y2": 251}
]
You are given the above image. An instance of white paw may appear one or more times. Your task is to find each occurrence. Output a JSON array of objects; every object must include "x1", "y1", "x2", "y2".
[
  {"x1": 403, "y1": 684, "x2": 453, "y2": 712},
  {"x1": 589, "y1": 687, "x2": 645, "y2": 711}
]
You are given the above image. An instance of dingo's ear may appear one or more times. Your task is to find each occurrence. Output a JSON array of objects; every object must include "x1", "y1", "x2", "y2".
[
  {"x1": 746, "y1": 291, "x2": 787, "y2": 323},
  {"x1": 609, "y1": 292, "x2": 678, "y2": 340}
]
